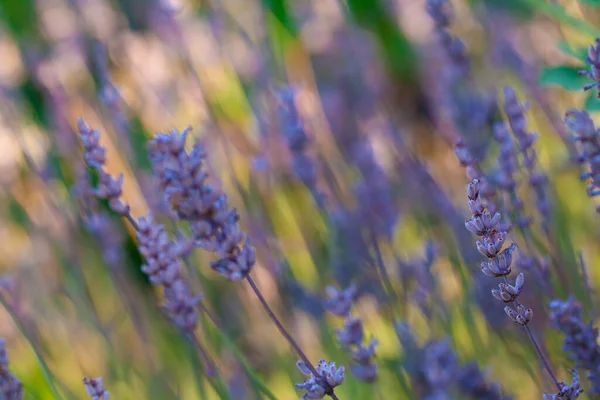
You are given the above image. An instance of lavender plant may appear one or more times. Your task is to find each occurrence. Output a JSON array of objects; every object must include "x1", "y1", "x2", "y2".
[
  {"x1": 463, "y1": 176, "x2": 568, "y2": 393},
  {"x1": 0, "y1": 339, "x2": 22, "y2": 400},
  {"x1": 147, "y1": 127, "x2": 343, "y2": 399},
  {"x1": 324, "y1": 286, "x2": 378, "y2": 382},
  {"x1": 548, "y1": 297, "x2": 600, "y2": 393},
  {"x1": 1, "y1": 1, "x2": 600, "y2": 399}
]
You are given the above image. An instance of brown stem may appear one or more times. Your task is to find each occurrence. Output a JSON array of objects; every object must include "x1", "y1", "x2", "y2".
[
  {"x1": 125, "y1": 212, "x2": 140, "y2": 231},
  {"x1": 523, "y1": 324, "x2": 561, "y2": 390},
  {"x1": 187, "y1": 331, "x2": 217, "y2": 377},
  {"x1": 502, "y1": 277, "x2": 561, "y2": 390},
  {"x1": 245, "y1": 274, "x2": 339, "y2": 398}
]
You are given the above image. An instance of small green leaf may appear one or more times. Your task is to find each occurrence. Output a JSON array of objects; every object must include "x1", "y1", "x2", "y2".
[
  {"x1": 538, "y1": 65, "x2": 588, "y2": 91},
  {"x1": 585, "y1": 90, "x2": 600, "y2": 111}
]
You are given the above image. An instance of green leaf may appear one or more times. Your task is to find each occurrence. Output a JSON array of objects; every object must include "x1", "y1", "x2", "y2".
[
  {"x1": 585, "y1": 90, "x2": 600, "y2": 111},
  {"x1": 538, "y1": 65, "x2": 588, "y2": 91}
]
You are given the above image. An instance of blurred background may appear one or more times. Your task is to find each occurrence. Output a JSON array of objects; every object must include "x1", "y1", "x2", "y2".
[{"x1": 0, "y1": 0, "x2": 599, "y2": 398}]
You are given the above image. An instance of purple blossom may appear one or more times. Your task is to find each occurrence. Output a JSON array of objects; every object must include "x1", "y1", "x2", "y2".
[
  {"x1": 548, "y1": 297, "x2": 600, "y2": 393},
  {"x1": 543, "y1": 370, "x2": 583, "y2": 399},
  {"x1": 136, "y1": 215, "x2": 201, "y2": 331},
  {"x1": 295, "y1": 360, "x2": 345, "y2": 400},
  {"x1": 0, "y1": 339, "x2": 22, "y2": 400},
  {"x1": 580, "y1": 38, "x2": 600, "y2": 97},
  {"x1": 83, "y1": 377, "x2": 109, "y2": 400},
  {"x1": 565, "y1": 110, "x2": 600, "y2": 210},
  {"x1": 148, "y1": 128, "x2": 256, "y2": 280},
  {"x1": 323, "y1": 285, "x2": 356, "y2": 317}
]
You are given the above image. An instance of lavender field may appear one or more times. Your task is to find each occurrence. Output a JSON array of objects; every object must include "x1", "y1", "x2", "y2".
[{"x1": 1, "y1": 0, "x2": 600, "y2": 398}]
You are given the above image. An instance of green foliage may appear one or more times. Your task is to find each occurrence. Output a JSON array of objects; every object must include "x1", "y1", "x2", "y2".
[
  {"x1": 346, "y1": 0, "x2": 417, "y2": 82},
  {"x1": 539, "y1": 65, "x2": 588, "y2": 91}
]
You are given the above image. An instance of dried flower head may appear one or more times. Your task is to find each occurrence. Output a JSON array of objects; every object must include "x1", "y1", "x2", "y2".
[
  {"x1": 543, "y1": 370, "x2": 583, "y2": 399},
  {"x1": 491, "y1": 273, "x2": 524, "y2": 303},
  {"x1": 83, "y1": 377, "x2": 109, "y2": 400},
  {"x1": 78, "y1": 118, "x2": 130, "y2": 215},
  {"x1": 504, "y1": 304, "x2": 533, "y2": 326},
  {"x1": 295, "y1": 360, "x2": 344, "y2": 399},
  {"x1": 148, "y1": 128, "x2": 256, "y2": 280},
  {"x1": 136, "y1": 215, "x2": 201, "y2": 331}
]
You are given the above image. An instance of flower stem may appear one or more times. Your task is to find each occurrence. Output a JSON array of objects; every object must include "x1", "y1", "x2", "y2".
[
  {"x1": 502, "y1": 277, "x2": 560, "y2": 390},
  {"x1": 523, "y1": 324, "x2": 561, "y2": 390},
  {"x1": 245, "y1": 274, "x2": 339, "y2": 398}
]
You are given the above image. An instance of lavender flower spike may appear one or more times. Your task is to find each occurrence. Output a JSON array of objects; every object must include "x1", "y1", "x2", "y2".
[
  {"x1": 78, "y1": 118, "x2": 130, "y2": 216},
  {"x1": 565, "y1": 110, "x2": 600, "y2": 210},
  {"x1": 462, "y1": 176, "x2": 562, "y2": 389},
  {"x1": 0, "y1": 339, "x2": 23, "y2": 400},
  {"x1": 548, "y1": 297, "x2": 600, "y2": 393},
  {"x1": 580, "y1": 38, "x2": 600, "y2": 96},
  {"x1": 323, "y1": 285, "x2": 356, "y2": 317},
  {"x1": 543, "y1": 370, "x2": 583, "y2": 399},
  {"x1": 148, "y1": 128, "x2": 256, "y2": 280},
  {"x1": 136, "y1": 214, "x2": 201, "y2": 331},
  {"x1": 296, "y1": 360, "x2": 345, "y2": 400},
  {"x1": 503, "y1": 87, "x2": 551, "y2": 226},
  {"x1": 83, "y1": 377, "x2": 109, "y2": 400}
]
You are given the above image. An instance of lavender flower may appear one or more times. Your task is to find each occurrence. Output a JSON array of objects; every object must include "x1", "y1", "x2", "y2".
[
  {"x1": 352, "y1": 138, "x2": 398, "y2": 239},
  {"x1": 420, "y1": 339, "x2": 456, "y2": 399},
  {"x1": 492, "y1": 121, "x2": 530, "y2": 229},
  {"x1": 427, "y1": 0, "x2": 496, "y2": 161},
  {"x1": 465, "y1": 179, "x2": 523, "y2": 306},
  {"x1": 462, "y1": 175, "x2": 565, "y2": 390},
  {"x1": 78, "y1": 118, "x2": 130, "y2": 216},
  {"x1": 456, "y1": 362, "x2": 511, "y2": 400},
  {"x1": 335, "y1": 317, "x2": 378, "y2": 382},
  {"x1": 548, "y1": 297, "x2": 600, "y2": 393},
  {"x1": 276, "y1": 87, "x2": 324, "y2": 207},
  {"x1": 148, "y1": 128, "x2": 256, "y2": 280},
  {"x1": 295, "y1": 360, "x2": 344, "y2": 400},
  {"x1": 543, "y1": 370, "x2": 583, "y2": 399},
  {"x1": 0, "y1": 339, "x2": 22, "y2": 400},
  {"x1": 580, "y1": 38, "x2": 600, "y2": 97},
  {"x1": 503, "y1": 87, "x2": 551, "y2": 227},
  {"x1": 426, "y1": 0, "x2": 469, "y2": 79},
  {"x1": 323, "y1": 285, "x2": 356, "y2": 317},
  {"x1": 83, "y1": 377, "x2": 109, "y2": 400},
  {"x1": 150, "y1": 126, "x2": 341, "y2": 397},
  {"x1": 395, "y1": 323, "x2": 509, "y2": 399},
  {"x1": 564, "y1": 110, "x2": 600, "y2": 210},
  {"x1": 325, "y1": 286, "x2": 378, "y2": 382},
  {"x1": 136, "y1": 215, "x2": 200, "y2": 331}
]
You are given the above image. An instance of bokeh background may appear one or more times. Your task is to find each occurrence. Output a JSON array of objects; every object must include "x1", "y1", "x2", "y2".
[{"x1": 0, "y1": 0, "x2": 599, "y2": 398}]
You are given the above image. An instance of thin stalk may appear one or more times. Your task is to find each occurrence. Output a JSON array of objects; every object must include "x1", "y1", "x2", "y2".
[
  {"x1": 523, "y1": 324, "x2": 561, "y2": 390},
  {"x1": 122, "y1": 212, "x2": 220, "y2": 379},
  {"x1": 245, "y1": 274, "x2": 339, "y2": 399},
  {"x1": 502, "y1": 277, "x2": 561, "y2": 390},
  {"x1": 125, "y1": 212, "x2": 140, "y2": 231},
  {"x1": 371, "y1": 235, "x2": 401, "y2": 318},
  {"x1": 578, "y1": 251, "x2": 597, "y2": 322},
  {"x1": 187, "y1": 331, "x2": 217, "y2": 377}
]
